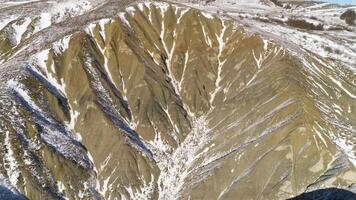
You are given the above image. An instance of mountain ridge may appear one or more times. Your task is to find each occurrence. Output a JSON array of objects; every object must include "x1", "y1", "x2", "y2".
[{"x1": 0, "y1": 0, "x2": 355, "y2": 199}]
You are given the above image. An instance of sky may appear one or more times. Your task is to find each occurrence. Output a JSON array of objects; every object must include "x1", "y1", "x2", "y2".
[{"x1": 322, "y1": 0, "x2": 356, "y2": 5}]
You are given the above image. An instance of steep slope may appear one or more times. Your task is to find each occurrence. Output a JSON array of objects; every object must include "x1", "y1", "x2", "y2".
[{"x1": 0, "y1": 1, "x2": 355, "y2": 200}]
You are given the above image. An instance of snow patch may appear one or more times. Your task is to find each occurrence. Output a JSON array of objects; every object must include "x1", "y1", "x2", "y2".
[
  {"x1": 154, "y1": 2, "x2": 170, "y2": 14},
  {"x1": 0, "y1": 16, "x2": 17, "y2": 30},
  {"x1": 33, "y1": 49, "x2": 66, "y2": 94},
  {"x1": 124, "y1": 175, "x2": 155, "y2": 200},
  {"x1": 53, "y1": 35, "x2": 71, "y2": 54},
  {"x1": 38, "y1": 12, "x2": 52, "y2": 31},
  {"x1": 201, "y1": 12, "x2": 214, "y2": 19},
  {"x1": 210, "y1": 19, "x2": 228, "y2": 104},
  {"x1": 0, "y1": 174, "x2": 22, "y2": 198},
  {"x1": 98, "y1": 19, "x2": 111, "y2": 41},
  {"x1": 333, "y1": 136, "x2": 356, "y2": 166},
  {"x1": 119, "y1": 13, "x2": 131, "y2": 28},
  {"x1": 12, "y1": 17, "x2": 31, "y2": 45},
  {"x1": 177, "y1": 8, "x2": 190, "y2": 24},
  {"x1": 3, "y1": 130, "x2": 20, "y2": 189},
  {"x1": 155, "y1": 116, "x2": 212, "y2": 200}
]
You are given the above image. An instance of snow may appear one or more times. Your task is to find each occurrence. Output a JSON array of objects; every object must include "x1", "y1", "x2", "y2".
[
  {"x1": 201, "y1": 12, "x2": 215, "y2": 19},
  {"x1": 51, "y1": 0, "x2": 92, "y2": 23},
  {"x1": 155, "y1": 116, "x2": 211, "y2": 200},
  {"x1": 87, "y1": 152, "x2": 97, "y2": 173},
  {"x1": 0, "y1": 0, "x2": 92, "y2": 45},
  {"x1": 252, "y1": 49, "x2": 263, "y2": 69},
  {"x1": 38, "y1": 12, "x2": 52, "y2": 30},
  {"x1": 200, "y1": 21, "x2": 212, "y2": 47},
  {"x1": 34, "y1": 49, "x2": 66, "y2": 94},
  {"x1": 0, "y1": 1, "x2": 355, "y2": 198},
  {"x1": 0, "y1": 174, "x2": 23, "y2": 199},
  {"x1": 299, "y1": 55, "x2": 356, "y2": 166},
  {"x1": 8, "y1": 80, "x2": 92, "y2": 168},
  {"x1": 148, "y1": 132, "x2": 172, "y2": 154},
  {"x1": 32, "y1": 48, "x2": 83, "y2": 142},
  {"x1": 98, "y1": 19, "x2": 111, "y2": 41},
  {"x1": 312, "y1": 125, "x2": 328, "y2": 147},
  {"x1": 126, "y1": 6, "x2": 136, "y2": 15},
  {"x1": 0, "y1": 0, "x2": 40, "y2": 8},
  {"x1": 263, "y1": 39, "x2": 269, "y2": 51},
  {"x1": 148, "y1": 51, "x2": 160, "y2": 65},
  {"x1": 181, "y1": 0, "x2": 356, "y2": 71},
  {"x1": 12, "y1": 17, "x2": 31, "y2": 45},
  {"x1": 30, "y1": 0, "x2": 93, "y2": 35},
  {"x1": 178, "y1": 51, "x2": 189, "y2": 91},
  {"x1": 57, "y1": 181, "x2": 66, "y2": 193},
  {"x1": 159, "y1": 3, "x2": 181, "y2": 101},
  {"x1": 99, "y1": 154, "x2": 112, "y2": 172},
  {"x1": 144, "y1": 2, "x2": 152, "y2": 8},
  {"x1": 98, "y1": 164, "x2": 120, "y2": 199},
  {"x1": 100, "y1": 176, "x2": 111, "y2": 197},
  {"x1": 67, "y1": 110, "x2": 79, "y2": 132},
  {"x1": 0, "y1": 16, "x2": 17, "y2": 30},
  {"x1": 85, "y1": 23, "x2": 97, "y2": 36},
  {"x1": 216, "y1": 20, "x2": 228, "y2": 64},
  {"x1": 138, "y1": 3, "x2": 145, "y2": 11},
  {"x1": 333, "y1": 136, "x2": 356, "y2": 166},
  {"x1": 124, "y1": 175, "x2": 155, "y2": 200},
  {"x1": 7, "y1": 80, "x2": 41, "y2": 112},
  {"x1": 328, "y1": 75, "x2": 356, "y2": 99},
  {"x1": 53, "y1": 35, "x2": 72, "y2": 53},
  {"x1": 35, "y1": 49, "x2": 49, "y2": 69},
  {"x1": 177, "y1": 8, "x2": 190, "y2": 24},
  {"x1": 154, "y1": 2, "x2": 170, "y2": 14},
  {"x1": 119, "y1": 13, "x2": 131, "y2": 28},
  {"x1": 210, "y1": 19, "x2": 228, "y2": 104},
  {"x1": 86, "y1": 21, "x2": 118, "y2": 104},
  {"x1": 3, "y1": 130, "x2": 20, "y2": 189}
]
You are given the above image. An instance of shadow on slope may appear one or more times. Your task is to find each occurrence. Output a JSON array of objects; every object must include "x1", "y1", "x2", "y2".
[
  {"x1": 0, "y1": 186, "x2": 27, "y2": 200},
  {"x1": 289, "y1": 188, "x2": 356, "y2": 200}
]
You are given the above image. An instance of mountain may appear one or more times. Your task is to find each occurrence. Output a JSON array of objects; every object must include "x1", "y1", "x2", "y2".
[{"x1": 0, "y1": 0, "x2": 355, "y2": 199}]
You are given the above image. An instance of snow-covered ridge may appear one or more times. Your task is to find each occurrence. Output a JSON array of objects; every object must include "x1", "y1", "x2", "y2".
[
  {"x1": 0, "y1": 0, "x2": 94, "y2": 64},
  {"x1": 181, "y1": 0, "x2": 356, "y2": 70}
]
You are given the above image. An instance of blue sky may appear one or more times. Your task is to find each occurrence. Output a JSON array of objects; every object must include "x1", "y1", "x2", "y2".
[{"x1": 322, "y1": 0, "x2": 356, "y2": 5}]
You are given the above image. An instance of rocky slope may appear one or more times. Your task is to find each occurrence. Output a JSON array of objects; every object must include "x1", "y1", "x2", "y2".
[{"x1": 0, "y1": 0, "x2": 355, "y2": 199}]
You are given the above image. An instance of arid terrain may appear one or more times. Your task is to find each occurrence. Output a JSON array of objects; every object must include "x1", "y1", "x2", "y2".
[{"x1": 0, "y1": 0, "x2": 355, "y2": 199}]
